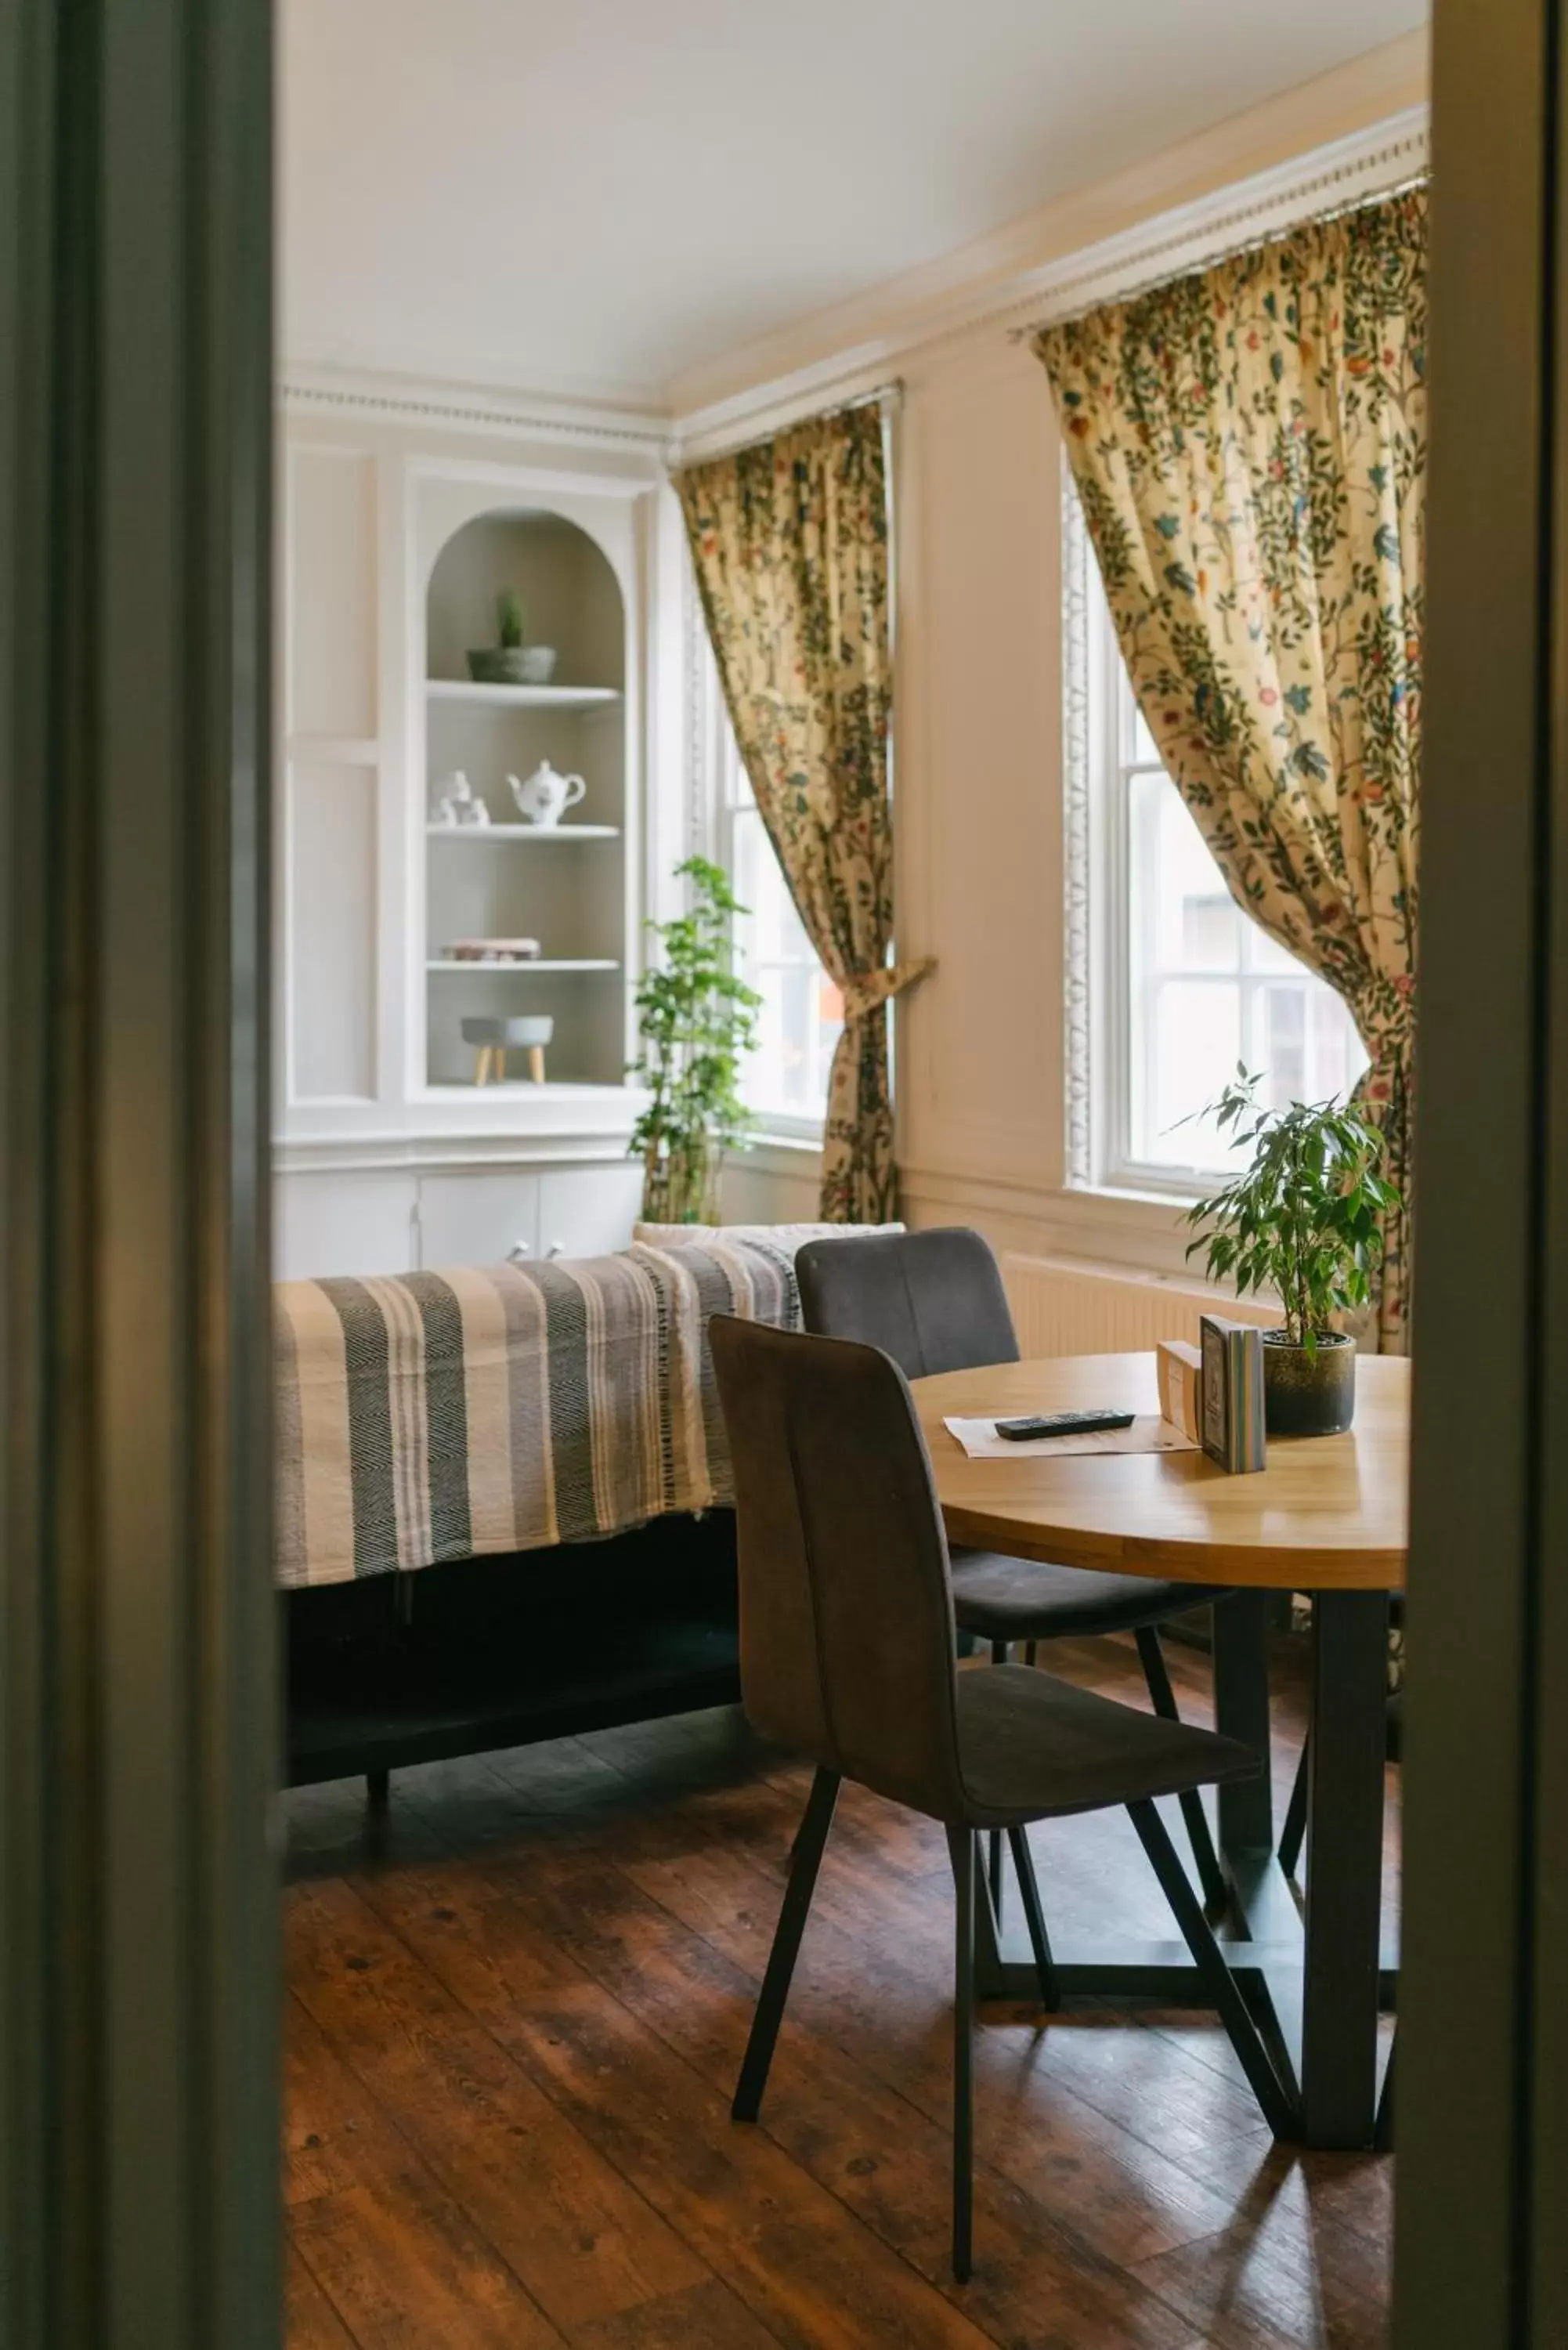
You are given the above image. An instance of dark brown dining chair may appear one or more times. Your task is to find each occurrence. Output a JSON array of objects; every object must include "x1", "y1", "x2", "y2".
[
  {"x1": 796, "y1": 1226, "x2": 1234, "y2": 1918},
  {"x1": 710, "y1": 1314, "x2": 1293, "y2": 2283}
]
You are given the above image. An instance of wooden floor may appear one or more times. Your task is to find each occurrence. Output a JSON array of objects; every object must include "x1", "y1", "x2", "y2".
[{"x1": 284, "y1": 1630, "x2": 1398, "y2": 2350}]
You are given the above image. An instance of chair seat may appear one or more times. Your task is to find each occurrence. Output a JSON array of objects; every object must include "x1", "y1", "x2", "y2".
[
  {"x1": 950, "y1": 1548, "x2": 1227, "y2": 1641},
  {"x1": 952, "y1": 1664, "x2": 1258, "y2": 1830}
]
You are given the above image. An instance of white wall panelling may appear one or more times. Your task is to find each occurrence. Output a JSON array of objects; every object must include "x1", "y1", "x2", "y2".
[
  {"x1": 287, "y1": 444, "x2": 379, "y2": 738},
  {"x1": 287, "y1": 759, "x2": 379, "y2": 1101},
  {"x1": 274, "y1": 1171, "x2": 418, "y2": 1282}
]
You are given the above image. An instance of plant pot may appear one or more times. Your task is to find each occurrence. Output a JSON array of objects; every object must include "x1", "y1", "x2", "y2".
[
  {"x1": 1262, "y1": 1330, "x2": 1357, "y2": 1437},
  {"x1": 518, "y1": 645, "x2": 557, "y2": 684},
  {"x1": 467, "y1": 646, "x2": 532, "y2": 684}
]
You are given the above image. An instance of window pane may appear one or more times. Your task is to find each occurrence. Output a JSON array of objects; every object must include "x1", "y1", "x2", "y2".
[
  {"x1": 729, "y1": 805, "x2": 842, "y2": 1123},
  {"x1": 1127, "y1": 699, "x2": 1162, "y2": 768},
  {"x1": 1125, "y1": 761, "x2": 1367, "y2": 1176},
  {"x1": 1133, "y1": 978, "x2": 1245, "y2": 1166},
  {"x1": 728, "y1": 741, "x2": 757, "y2": 811},
  {"x1": 1130, "y1": 769, "x2": 1243, "y2": 974}
]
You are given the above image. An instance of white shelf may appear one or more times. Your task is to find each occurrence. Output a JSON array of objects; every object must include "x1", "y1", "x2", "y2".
[
  {"x1": 427, "y1": 680, "x2": 621, "y2": 710},
  {"x1": 426, "y1": 822, "x2": 620, "y2": 841},
  {"x1": 426, "y1": 958, "x2": 620, "y2": 974},
  {"x1": 423, "y1": 1079, "x2": 627, "y2": 1097}
]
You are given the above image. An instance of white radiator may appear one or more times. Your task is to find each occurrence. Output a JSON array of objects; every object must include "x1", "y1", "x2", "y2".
[{"x1": 1000, "y1": 1252, "x2": 1277, "y2": 1359}]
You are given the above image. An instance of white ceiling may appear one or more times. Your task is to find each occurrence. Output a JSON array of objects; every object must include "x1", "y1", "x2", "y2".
[{"x1": 281, "y1": 0, "x2": 1429, "y2": 410}]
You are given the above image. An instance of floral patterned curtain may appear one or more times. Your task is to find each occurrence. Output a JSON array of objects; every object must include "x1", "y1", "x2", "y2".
[
  {"x1": 675, "y1": 405, "x2": 930, "y2": 1222},
  {"x1": 1037, "y1": 186, "x2": 1425, "y2": 1350}
]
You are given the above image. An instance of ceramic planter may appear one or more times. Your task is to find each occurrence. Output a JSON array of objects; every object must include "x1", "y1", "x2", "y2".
[
  {"x1": 1262, "y1": 1329, "x2": 1357, "y2": 1437},
  {"x1": 467, "y1": 646, "x2": 530, "y2": 683},
  {"x1": 465, "y1": 645, "x2": 558, "y2": 685}
]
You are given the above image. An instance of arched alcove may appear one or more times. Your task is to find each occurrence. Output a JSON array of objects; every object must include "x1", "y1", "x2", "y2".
[
  {"x1": 422, "y1": 507, "x2": 628, "y2": 1092},
  {"x1": 425, "y1": 505, "x2": 625, "y2": 689}
]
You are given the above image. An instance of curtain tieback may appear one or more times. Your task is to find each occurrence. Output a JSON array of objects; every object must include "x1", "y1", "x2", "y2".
[{"x1": 838, "y1": 957, "x2": 936, "y2": 1025}]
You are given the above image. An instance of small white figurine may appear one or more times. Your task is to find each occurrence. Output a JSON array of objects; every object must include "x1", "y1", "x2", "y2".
[{"x1": 430, "y1": 769, "x2": 490, "y2": 827}]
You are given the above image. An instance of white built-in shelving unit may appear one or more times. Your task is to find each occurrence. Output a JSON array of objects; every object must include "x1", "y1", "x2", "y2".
[
  {"x1": 273, "y1": 407, "x2": 682, "y2": 1282},
  {"x1": 425, "y1": 823, "x2": 621, "y2": 840},
  {"x1": 426, "y1": 680, "x2": 622, "y2": 710},
  {"x1": 422, "y1": 504, "x2": 631, "y2": 1094}
]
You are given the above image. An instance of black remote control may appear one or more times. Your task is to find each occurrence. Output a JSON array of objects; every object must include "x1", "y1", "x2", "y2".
[{"x1": 995, "y1": 1409, "x2": 1137, "y2": 1441}]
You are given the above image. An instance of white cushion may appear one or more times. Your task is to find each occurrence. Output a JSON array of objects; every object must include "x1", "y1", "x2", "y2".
[{"x1": 633, "y1": 1220, "x2": 903, "y2": 1252}]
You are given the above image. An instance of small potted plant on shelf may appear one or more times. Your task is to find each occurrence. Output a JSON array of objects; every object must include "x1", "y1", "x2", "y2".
[
  {"x1": 467, "y1": 588, "x2": 558, "y2": 686},
  {"x1": 1183, "y1": 1068, "x2": 1403, "y2": 1437},
  {"x1": 630, "y1": 856, "x2": 761, "y2": 1225}
]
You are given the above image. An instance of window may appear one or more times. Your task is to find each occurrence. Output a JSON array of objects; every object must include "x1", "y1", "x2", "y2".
[
  {"x1": 712, "y1": 700, "x2": 843, "y2": 1134},
  {"x1": 1082, "y1": 559, "x2": 1366, "y2": 1189}
]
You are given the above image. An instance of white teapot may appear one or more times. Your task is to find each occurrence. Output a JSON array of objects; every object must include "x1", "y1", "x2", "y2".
[{"x1": 508, "y1": 761, "x2": 587, "y2": 829}]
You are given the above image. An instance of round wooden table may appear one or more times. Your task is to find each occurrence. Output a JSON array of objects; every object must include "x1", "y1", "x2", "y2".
[{"x1": 910, "y1": 1349, "x2": 1407, "y2": 2151}]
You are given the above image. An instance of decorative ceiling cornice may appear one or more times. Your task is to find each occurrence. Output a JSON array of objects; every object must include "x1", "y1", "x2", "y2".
[
  {"x1": 280, "y1": 367, "x2": 674, "y2": 457},
  {"x1": 1003, "y1": 111, "x2": 1428, "y2": 341}
]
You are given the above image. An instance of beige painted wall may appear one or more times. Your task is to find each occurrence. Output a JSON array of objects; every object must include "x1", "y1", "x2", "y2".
[{"x1": 717, "y1": 33, "x2": 1429, "y2": 1279}]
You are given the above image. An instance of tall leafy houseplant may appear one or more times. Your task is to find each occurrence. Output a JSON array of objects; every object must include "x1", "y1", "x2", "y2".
[
  {"x1": 1183, "y1": 1069, "x2": 1403, "y2": 1435},
  {"x1": 630, "y1": 857, "x2": 761, "y2": 1225}
]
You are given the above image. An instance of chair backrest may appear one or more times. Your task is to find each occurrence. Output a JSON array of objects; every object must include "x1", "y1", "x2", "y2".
[
  {"x1": 795, "y1": 1226, "x2": 1020, "y2": 1379},
  {"x1": 709, "y1": 1314, "x2": 966, "y2": 1822}
]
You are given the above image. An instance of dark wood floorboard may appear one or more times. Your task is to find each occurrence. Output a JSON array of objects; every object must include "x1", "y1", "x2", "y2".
[{"x1": 284, "y1": 1629, "x2": 1396, "y2": 2348}]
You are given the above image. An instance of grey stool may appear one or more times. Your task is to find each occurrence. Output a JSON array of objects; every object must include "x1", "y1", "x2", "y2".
[
  {"x1": 710, "y1": 1315, "x2": 1293, "y2": 2283},
  {"x1": 797, "y1": 1227, "x2": 1234, "y2": 1916}
]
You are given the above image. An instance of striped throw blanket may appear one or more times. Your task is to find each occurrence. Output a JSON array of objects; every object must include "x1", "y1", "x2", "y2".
[{"x1": 274, "y1": 1238, "x2": 799, "y2": 1589}]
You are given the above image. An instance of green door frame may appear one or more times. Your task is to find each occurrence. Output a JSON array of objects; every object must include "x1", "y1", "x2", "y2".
[
  {"x1": 1, "y1": 1, "x2": 277, "y2": 2343},
  {"x1": 1397, "y1": 1, "x2": 1568, "y2": 2341}
]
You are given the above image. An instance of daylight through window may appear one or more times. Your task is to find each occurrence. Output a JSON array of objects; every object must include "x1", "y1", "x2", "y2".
[{"x1": 1089, "y1": 572, "x2": 1367, "y2": 1186}]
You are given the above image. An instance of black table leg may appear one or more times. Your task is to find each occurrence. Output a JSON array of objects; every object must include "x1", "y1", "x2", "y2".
[
  {"x1": 1301, "y1": 1589, "x2": 1389, "y2": 2148},
  {"x1": 1212, "y1": 1590, "x2": 1275, "y2": 1860}
]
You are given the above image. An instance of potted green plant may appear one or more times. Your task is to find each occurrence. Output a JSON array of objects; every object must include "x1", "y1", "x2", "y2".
[
  {"x1": 630, "y1": 856, "x2": 761, "y2": 1225},
  {"x1": 467, "y1": 588, "x2": 558, "y2": 685},
  {"x1": 1183, "y1": 1068, "x2": 1403, "y2": 1438}
]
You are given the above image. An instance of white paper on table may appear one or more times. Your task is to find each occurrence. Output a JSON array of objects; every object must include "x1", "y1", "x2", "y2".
[{"x1": 941, "y1": 1414, "x2": 1199, "y2": 1462}]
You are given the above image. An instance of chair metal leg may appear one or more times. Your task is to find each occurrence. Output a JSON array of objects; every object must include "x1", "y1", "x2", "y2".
[
  {"x1": 1135, "y1": 1625, "x2": 1228, "y2": 1916},
  {"x1": 1128, "y1": 1797, "x2": 1297, "y2": 2138},
  {"x1": 365, "y1": 1769, "x2": 390, "y2": 1817},
  {"x1": 1024, "y1": 1640, "x2": 1038, "y2": 1668},
  {"x1": 1006, "y1": 1825, "x2": 1060, "y2": 2011},
  {"x1": 733, "y1": 1767, "x2": 840, "y2": 2122},
  {"x1": 945, "y1": 1824, "x2": 977, "y2": 2284},
  {"x1": 1279, "y1": 1737, "x2": 1310, "y2": 1877},
  {"x1": 986, "y1": 1643, "x2": 1007, "y2": 1923}
]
